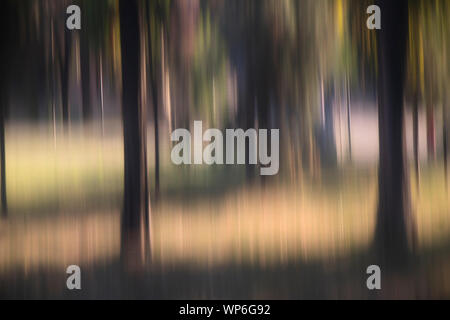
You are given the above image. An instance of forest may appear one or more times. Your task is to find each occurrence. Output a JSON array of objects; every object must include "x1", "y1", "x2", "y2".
[{"x1": 0, "y1": 0, "x2": 449, "y2": 299}]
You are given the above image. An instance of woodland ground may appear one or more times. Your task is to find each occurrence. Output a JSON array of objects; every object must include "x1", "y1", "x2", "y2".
[{"x1": 1, "y1": 123, "x2": 450, "y2": 298}]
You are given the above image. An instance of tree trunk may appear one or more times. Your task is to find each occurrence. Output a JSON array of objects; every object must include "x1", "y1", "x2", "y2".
[
  {"x1": 346, "y1": 73, "x2": 352, "y2": 161},
  {"x1": 119, "y1": 0, "x2": 149, "y2": 269},
  {"x1": 444, "y1": 100, "x2": 448, "y2": 190},
  {"x1": 80, "y1": 29, "x2": 91, "y2": 122},
  {"x1": 322, "y1": 83, "x2": 337, "y2": 167},
  {"x1": 375, "y1": 0, "x2": 416, "y2": 263},
  {"x1": 413, "y1": 91, "x2": 419, "y2": 191},
  {"x1": 0, "y1": 92, "x2": 6, "y2": 218},
  {"x1": 61, "y1": 29, "x2": 71, "y2": 124},
  {"x1": 146, "y1": 4, "x2": 160, "y2": 202},
  {"x1": 0, "y1": 0, "x2": 10, "y2": 218},
  {"x1": 426, "y1": 94, "x2": 435, "y2": 160}
]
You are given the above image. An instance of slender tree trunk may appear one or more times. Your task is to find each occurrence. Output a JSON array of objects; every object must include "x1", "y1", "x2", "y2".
[
  {"x1": 0, "y1": 92, "x2": 7, "y2": 218},
  {"x1": 0, "y1": 0, "x2": 10, "y2": 218},
  {"x1": 425, "y1": 66, "x2": 436, "y2": 160},
  {"x1": 426, "y1": 95, "x2": 435, "y2": 160},
  {"x1": 244, "y1": 81, "x2": 256, "y2": 181},
  {"x1": 61, "y1": 29, "x2": 71, "y2": 124},
  {"x1": 99, "y1": 53, "x2": 105, "y2": 135},
  {"x1": 120, "y1": 0, "x2": 149, "y2": 269},
  {"x1": 322, "y1": 82, "x2": 337, "y2": 167},
  {"x1": 375, "y1": 0, "x2": 416, "y2": 263},
  {"x1": 413, "y1": 91, "x2": 419, "y2": 191},
  {"x1": 443, "y1": 101, "x2": 448, "y2": 190},
  {"x1": 146, "y1": 5, "x2": 160, "y2": 201},
  {"x1": 80, "y1": 29, "x2": 91, "y2": 122},
  {"x1": 346, "y1": 72, "x2": 352, "y2": 161}
]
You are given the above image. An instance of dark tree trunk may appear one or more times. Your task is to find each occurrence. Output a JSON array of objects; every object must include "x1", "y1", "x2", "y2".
[
  {"x1": 426, "y1": 96, "x2": 435, "y2": 160},
  {"x1": 413, "y1": 91, "x2": 419, "y2": 191},
  {"x1": 375, "y1": 0, "x2": 416, "y2": 263},
  {"x1": 80, "y1": 30, "x2": 91, "y2": 122},
  {"x1": 61, "y1": 29, "x2": 71, "y2": 124},
  {"x1": 322, "y1": 83, "x2": 337, "y2": 167},
  {"x1": 243, "y1": 78, "x2": 256, "y2": 181},
  {"x1": 119, "y1": 0, "x2": 149, "y2": 269},
  {"x1": 444, "y1": 101, "x2": 448, "y2": 190},
  {"x1": 0, "y1": 0, "x2": 10, "y2": 218},
  {"x1": 146, "y1": 3, "x2": 160, "y2": 202},
  {"x1": 346, "y1": 73, "x2": 352, "y2": 161},
  {"x1": 0, "y1": 92, "x2": 6, "y2": 218},
  {"x1": 151, "y1": 64, "x2": 160, "y2": 203}
]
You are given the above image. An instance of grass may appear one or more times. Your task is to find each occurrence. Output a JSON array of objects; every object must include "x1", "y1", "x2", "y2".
[{"x1": 1, "y1": 123, "x2": 450, "y2": 297}]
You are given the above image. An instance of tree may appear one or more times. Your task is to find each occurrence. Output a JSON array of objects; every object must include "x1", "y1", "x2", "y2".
[
  {"x1": 0, "y1": 0, "x2": 12, "y2": 217},
  {"x1": 145, "y1": 0, "x2": 168, "y2": 202},
  {"x1": 0, "y1": 81, "x2": 7, "y2": 219},
  {"x1": 80, "y1": 18, "x2": 92, "y2": 122},
  {"x1": 375, "y1": 0, "x2": 416, "y2": 262},
  {"x1": 0, "y1": 82, "x2": 6, "y2": 217},
  {"x1": 61, "y1": 26, "x2": 72, "y2": 124},
  {"x1": 79, "y1": 0, "x2": 110, "y2": 123},
  {"x1": 119, "y1": 0, "x2": 149, "y2": 268}
]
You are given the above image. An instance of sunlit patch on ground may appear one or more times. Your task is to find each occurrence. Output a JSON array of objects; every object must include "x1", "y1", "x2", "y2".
[{"x1": 1, "y1": 128, "x2": 450, "y2": 298}]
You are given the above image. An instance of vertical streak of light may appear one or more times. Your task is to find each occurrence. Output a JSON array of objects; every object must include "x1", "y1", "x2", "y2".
[
  {"x1": 320, "y1": 71, "x2": 325, "y2": 128},
  {"x1": 346, "y1": 72, "x2": 352, "y2": 161},
  {"x1": 100, "y1": 54, "x2": 105, "y2": 136},
  {"x1": 51, "y1": 19, "x2": 56, "y2": 149}
]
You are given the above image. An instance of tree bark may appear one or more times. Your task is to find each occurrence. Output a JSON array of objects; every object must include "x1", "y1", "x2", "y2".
[
  {"x1": 119, "y1": 0, "x2": 149, "y2": 269},
  {"x1": 80, "y1": 28, "x2": 91, "y2": 122},
  {"x1": 444, "y1": 100, "x2": 448, "y2": 190},
  {"x1": 375, "y1": 0, "x2": 416, "y2": 263},
  {"x1": 346, "y1": 73, "x2": 352, "y2": 161},
  {"x1": 146, "y1": 3, "x2": 160, "y2": 202},
  {"x1": 0, "y1": 0, "x2": 10, "y2": 218},
  {"x1": 61, "y1": 29, "x2": 71, "y2": 124},
  {"x1": 413, "y1": 91, "x2": 419, "y2": 191},
  {"x1": 0, "y1": 91, "x2": 7, "y2": 218},
  {"x1": 426, "y1": 92, "x2": 435, "y2": 160}
]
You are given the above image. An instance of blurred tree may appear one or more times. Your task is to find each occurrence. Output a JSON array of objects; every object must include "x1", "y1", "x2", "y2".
[
  {"x1": 168, "y1": 0, "x2": 199, "y2": 129},
  {"x1": 406, "y1": 0, "x2": 423, "y2": 190},
  {"x1": 145, "y1": 0, "x2": 170, "y2": 202},
  {"x1": 79, "y1": 0, "x2": 111, "y2": 123},
  {"x1": 0, "y1": 97, "x2": 6, "y2": 217},
  {"x1": 61, "y1": 20, "x2": 71, "y2": 124},
  {"x1": 348, "y1": 0, "x2": 377, "y2": 94},
  {"x1": 420, "y1": 0, "x2": 450, "y2": 162},
  {"x1": 119, "y1": 0, "x2": 149, "y2": 268},
  {"x1": 220, "y1": 0, "x2": 282, "y2": 180},
  {"x1": 80, "y1": 4, "x2": 92, "y2": 122},
  {"x1": 0, "y1": 0, "x2": 12, "y2": 217},
  {"x1": 375, "y1": 0, "x2": 416, "y2": 262},
  {"x1": 405, "y1": 0, "x2": 450, "y2": 189}
]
